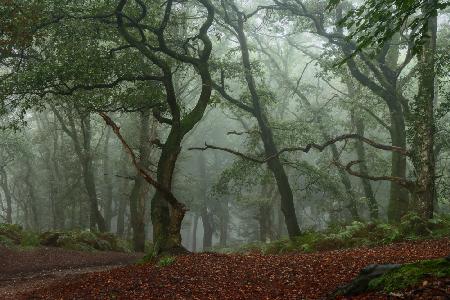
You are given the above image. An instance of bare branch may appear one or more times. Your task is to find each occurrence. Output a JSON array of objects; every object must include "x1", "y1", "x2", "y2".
[
  {"x1": 99, "y1": 112, "x2": 187, "y2": 212},
  {"x1": 190, "y1": 133, "x2": 410, "y2": 164},
  {"x1": 334, "y1": 160, "x2": 415, "y2": 191},
  {"x1": 189, "y1": 143, "x2": 266, "y2": 163},
  {"x1": 227, "y1": 130, "x2": 260, "y2": 136}
]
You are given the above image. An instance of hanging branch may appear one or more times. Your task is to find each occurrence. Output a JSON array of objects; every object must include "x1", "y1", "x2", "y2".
[
  {"x1": 333, "y1": 160, "x2": 416, "y2": 191},
  {"x1": 99, "y1": 112, "x2": 187, "y2": 212},
  {"x1": 189, "y1": 133, "x2": 410, "y2": 163}
]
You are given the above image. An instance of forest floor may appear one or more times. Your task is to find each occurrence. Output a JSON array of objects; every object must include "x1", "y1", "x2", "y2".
[
  {"x1": 3, "y1": 238, "x2": 447, "y2": 300},
  {"x1": 0, "y1": 246, "x2": 143, "y2": 299}
]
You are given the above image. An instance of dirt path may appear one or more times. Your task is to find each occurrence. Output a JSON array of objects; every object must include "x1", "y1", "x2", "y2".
[{"x1": 0, "y1": 246, "x2": 142, "y2": 300}]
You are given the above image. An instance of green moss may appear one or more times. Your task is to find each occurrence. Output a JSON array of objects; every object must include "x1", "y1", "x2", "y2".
[
  {"x1": 368, "y1": 258, "x2": 450, "y2": 292},
  {"x1": 20, "y1": 231, "x2": 40, "y2": 248},
  {"x1": 157, "y1": 256, "x2": 176, "y2": 267}
]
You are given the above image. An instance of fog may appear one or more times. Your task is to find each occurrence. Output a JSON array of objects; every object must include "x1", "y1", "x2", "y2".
[{"x1": 1, "y1": 0, "x2": 449, "y2": 254}]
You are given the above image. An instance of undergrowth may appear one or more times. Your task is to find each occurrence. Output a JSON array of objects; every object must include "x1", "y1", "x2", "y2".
[
  {"x1": 216, "y1": 213, "x2": 450, "y2": 254},
  {"x1": 157, "y1": 256, "x2": 176, "y2": 267},
  {"x1": 0, "y1": 223, "x2": 131, "y2": 252}
]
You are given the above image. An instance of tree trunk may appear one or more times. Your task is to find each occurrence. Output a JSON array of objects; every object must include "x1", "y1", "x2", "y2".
[
  {"x1": 191, "y1": 213, "x2": 198, "y2": 252},
  {"x1": 102, "y1": 128, "x2": 114, "y2": 231},
  {"x1": 258, "y1": 203, "x2": 272, "y2": 243},
  {"x1": 0, "y1": 167, "x2": 12, "y2": 224},
  {"x1": 79, "y1": 114, "x2": 106, "y2": 232},
  {"x1": 219, "y1": 197, "x2": 229, "y2": 247},
  {"x1": 117, "y1": 151, "x2": 129, "y2": 237},
  {"x1": 329, "y1": 141, "x2": 360, "y2": 220},
  {"x1": 198, "y1": 153, "x2": 214, "y2": 250},
  {"x1": 234, "y1": 16, "x2": 301, "y2": 238},
  {"x1": 411, "y1": 1, "x2": 437, "y2": 219},
  {"x1": 52, "y1": 108, "x2": 106, "y2": 231},
  {"x1": 129, "y1": 110, "x2": 152, "y2": 252},
  {"x1": 24, "y1": 158, "x2": 39, "y2": 230},
  {"x1": 352, "y1": 112, "x2": 379, "y2": 220},
  {"x1": 387, "y1": 102, "x2": 410, "y2": 222},
  {"x1": 150, "y1": 131, "x2": 185, "y2": 254}
]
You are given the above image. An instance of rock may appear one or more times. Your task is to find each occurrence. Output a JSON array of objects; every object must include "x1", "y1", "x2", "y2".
[
  {"x1": 39, "y1": 232, "x2": 62, "y2": 247},
  {"x1": 333, "y1": 263, "x2": 401, "y2": 296}
]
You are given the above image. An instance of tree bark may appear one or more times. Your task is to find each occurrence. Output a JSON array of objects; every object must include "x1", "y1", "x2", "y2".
[
  {"x1": 191, "y1": 213, "x2": 199, "y2": 252},
  {"x1": 129, "y1": 110, "x2": 153, "y2": 252},
  {"x1": 150, "y1": 132, "x2": 184, "y2": 253},
  {"x1": 386, "y1": 102, "x2": 410, "y2": 222},
  {"x1": 0, "y1": 167, "x2": 12, "y2": 224},
  {"x1": 198, "y1": 153, "x2": 214, "y2": 250},
  {"x1": 102, "y1": 128, "x2": 114, "y2": 231},
  {"x1": 230, "y1": 12, "x2": 301, "y2": 238},
  {"x1": 117, "y1": 151, "x2": 129, "y2": 237},
  {"x1": 24, "y1": 157, "x2": 39, "y2": 230},
  {"x1": 79, "y1": 114, "x2": 106, "y2": 232},
  {"x1": 352, "y1": 112, "x2": 379, "y2": 220},
  {"x1": 411, "y1": 0, "x2": 437, "y2": 219},
  {"x1": 218, "y1": 197, "x2": 229, "y2": 247}
]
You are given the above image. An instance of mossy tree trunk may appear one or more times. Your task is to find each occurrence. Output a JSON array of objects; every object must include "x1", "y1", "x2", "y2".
[
  {"x1": 114, "y1": 0, "x2": 214, "y2": 254},
  {"x1": 411, "y1": 1, "x2": 437, "y2": 220}
]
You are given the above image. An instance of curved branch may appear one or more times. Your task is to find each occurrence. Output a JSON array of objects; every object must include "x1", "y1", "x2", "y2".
[
  {"x1": 99, "y1": 112, "x2": 187, "y2": 212},
  {"x1": 334, "y1": 160, "x2": 415, "y2": 191},
  {"x1": 189, "y1": 133, "x2": 410, "y2": 164}
]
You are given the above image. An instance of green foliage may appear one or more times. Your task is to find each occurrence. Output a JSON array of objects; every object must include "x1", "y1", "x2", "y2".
[
  {"x1": 157, "y1": 256, "x2": 176, "y2": 267},
  {"x1": 0, "y1": 234, "x2": 15, "y2": 247},
  {"x1": 0, "y1": 223, "x2": 24, "y2": 245},
  {"x1": 20, "y1": 231, "x2": 40, "y2": 248},
  {"x1": 0, "y1": 224, "x2": 131, "y2": 252},
  {"x1": 368, "y1": 258, "x2": 450, "y2": 292},
  {"x1": 328, "y1": 0, "x2": 449, "y2": 55},
  {"x1": 219, "y1": 214, "x2": 450, "y2": 255},
  {"x1": 39, "y1": 230, "x2": 132, "y2": 252},
  {"x1": 139, "y1": 243, "x2": 159, "y2": 264}
]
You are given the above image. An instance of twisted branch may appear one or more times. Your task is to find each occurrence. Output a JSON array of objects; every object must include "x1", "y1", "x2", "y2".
[{"x1": 189, "y1": 133, "x2": 410, "y2": 163}]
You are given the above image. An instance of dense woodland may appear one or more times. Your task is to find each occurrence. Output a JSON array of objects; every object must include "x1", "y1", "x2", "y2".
[{"x1": 1, "y1": 0, "x2": 449, "y2": 258}]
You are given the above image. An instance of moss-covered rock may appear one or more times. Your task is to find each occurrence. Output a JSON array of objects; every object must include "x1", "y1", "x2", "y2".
[
  {"x1": 39, "y1": 230, "x2": 131, "y2": 252},
  {"x1": 368, "y1": 257, "x2": 450, "y2": 292}
]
